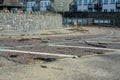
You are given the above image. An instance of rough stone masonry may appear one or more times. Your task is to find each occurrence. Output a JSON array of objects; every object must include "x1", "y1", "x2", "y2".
[{"x1": 0, "y1": 11, "x2": 62, "y2": 31}]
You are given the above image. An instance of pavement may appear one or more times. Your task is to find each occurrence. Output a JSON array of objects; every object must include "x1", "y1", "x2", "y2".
[
  {"x1": 0, "y1": 26, "x2": 107, "y2": 39},
  {"x1": 0, "y1": 26, "x2": 120, "y2": 80},
  {"x1": 0, "y1": 51, "x2": 120, "y2": 80}
]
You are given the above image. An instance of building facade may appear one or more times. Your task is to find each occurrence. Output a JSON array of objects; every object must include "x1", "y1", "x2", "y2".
[
  {"x1": 76, "y1": 0, "x2": 102, "y2": 12},
  {"x1": 102, "y1": 0, "x2": 120, "y2": 12},
  {"x1": 73, "y1": 0, "x2": 120, "y2": 12},
  {"x1": 39, "y1": 0, "x2": 51, "y2": 11},
  {"x1": 116, "y1": 0, "x2": 120, "y2": 12},
  {"x1": 77, "y1": 0, "x2": 90, "y2": 12},
  {"x1": 26, "y1": 1, "x2": 36, "y2": 11},
  {"x1": 25, "y1": 0, "x2": 51, "y2": 11}
]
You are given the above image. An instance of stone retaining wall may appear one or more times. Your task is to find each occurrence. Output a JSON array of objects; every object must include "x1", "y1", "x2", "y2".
[{"x1": 0, "y1": 12, "x2": 62, "y2": 31}]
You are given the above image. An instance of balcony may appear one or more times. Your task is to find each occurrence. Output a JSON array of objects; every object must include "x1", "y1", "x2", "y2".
[
  {"x1": 116, "y1": 3, "x2": 120, "y2": 9},
  {"x1": 94, "y1": 4, "x2": 102, "y2": 9},
  {"x1": 88, "y1": 4, "x2": 93, "y2": 9},
  {"x1": 69, "y1": 4, "x2": 77, "y2": 12},
  {"x1": 88, "y1": 3, "x2": 102, "y2": 12}
]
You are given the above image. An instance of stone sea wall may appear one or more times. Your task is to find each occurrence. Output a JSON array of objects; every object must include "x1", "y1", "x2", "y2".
[
  {"x1": 0, "y1": 12, "x2": 62, "y2": 31},
  {"x1": 63, "y1": 12, "x2": 120, "y2": 27}
]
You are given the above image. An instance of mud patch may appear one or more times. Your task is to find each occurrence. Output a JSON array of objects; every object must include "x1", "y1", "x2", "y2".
[{"x1": 33, "y1": 58, "x2": 56, "y2": 62}]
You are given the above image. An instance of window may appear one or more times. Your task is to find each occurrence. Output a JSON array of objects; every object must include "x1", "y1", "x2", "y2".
[
  {"x1": 78, "y1": 0, "x2": 82, "y2": 5},
  {"x1": 84, "y1": 0, "x2": 87, "y2": 5},
  {"x1": 104, "y1": 0, "x2": 108, "y2": 4},
  {"x1": 110, "y1": 9, "x2": 114, "y2": 12},
  {"x1": 48, "y1": 2, "x2": 50, "y2": 5},
  {"x1": 41, "y1": 2, "x2": 43, "y2": 7},
  {"x1": 27, "y1": 3, "x2": 29, "y2": 7},
  {"x1": 117, "y1": 0, "x2": 120, "y2": 3},
  {"x1": 31, "y1": 3, "x2": 34, "y2": 6},
  {"x1": 104, "y1": 9, "x2": 107, "y2": 12},
  {"x1": 89, "y1": 0, "x2": 92, "y2": 3},
  {"x1": 45, "y1": 2, "x2": 47, "y2": 6},
  {"x1": 111, "y1": 0, "x2": 115, "y2": 3},
  {"x1": 116, "y1": 9, "x2": 120, "y2": 12}
]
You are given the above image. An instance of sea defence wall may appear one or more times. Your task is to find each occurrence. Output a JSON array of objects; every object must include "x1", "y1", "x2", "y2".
[
  {"x1": 0, "y1": 11, "x2": 62, "y2": 31},
  {"x1": 62, "y1": 12, "x2": 120, "y2": 27}
]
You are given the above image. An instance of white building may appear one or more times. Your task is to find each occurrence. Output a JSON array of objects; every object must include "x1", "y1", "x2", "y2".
[
  {"x1": 76, "y1": 0, "x2": 120, "y2": 12},
  {"x1": 76, "y1": 0, "x2": 102, "y2": 12},
  {"x1": 26, "y1": 0, "x2": 51, "y2": 12},
  {"x1": 39, "y1": 0, "x2": 51, "y2": 11},
  {"x1": 116, "y1": 0, "x2": 120, "y2": 12},
  {"x1": 77, "y1": 0, "x2": 90, "y2": 12},
  {"x1": 27, "y1": 1, "x2": 36, "y2": 11},
  {"x1": 102, "y1": 0, "x2": 120, "y2": 12}
]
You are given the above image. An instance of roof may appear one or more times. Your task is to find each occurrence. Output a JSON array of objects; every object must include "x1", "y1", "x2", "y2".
[{"x1": 0, "y1": 0, "x2": 22, "y2": 7}]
